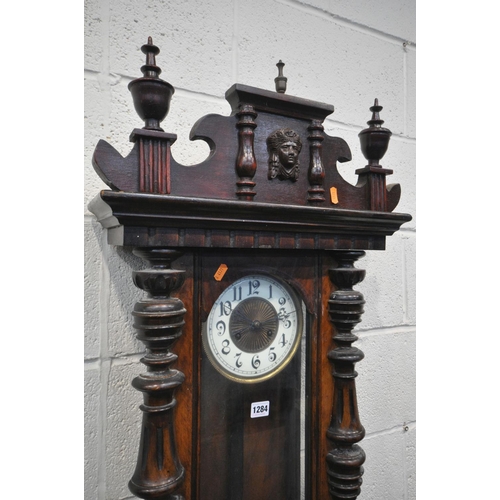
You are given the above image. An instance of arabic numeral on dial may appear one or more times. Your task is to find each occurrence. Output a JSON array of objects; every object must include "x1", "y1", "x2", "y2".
[
  {"x1": 251, "y1": 354, "x2": 260, "y2": 369},
  {"x1": 216, "y1": 320, "x2": 226, "y2": 336},
  {"x1": 235, "y1": 352, "x2": 243, "y2": 368},
  {"x1": 278, "y1": 306, "x2": 291, "y2": 328},
  {"x1": 248, "y1": 279, "x2": 260, "y2": 296},
  {"x1": 279, "y1": 333, "x2": 288, "y2": 347},
  {"x1": 233, "y1": 286, "x2": 242, "y2": 301},
  {"x1": 268, "y1": 285, "x2": 273, "y2": 299},
  {"x1": 278, "y1": 296, "x2": 286, "y2": 305},
  {"x1": 221, "y1": 339, "x2": 231, "y2": 355},
  {"x1": 219, "y1": 300, "x2": 232, "y2": 317},
  {"x1": 268, "y1": 347, "x2": 276, "y2": 362}
]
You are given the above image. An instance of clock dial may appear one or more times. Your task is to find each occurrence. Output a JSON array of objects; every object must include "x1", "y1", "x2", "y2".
[{"x1": 203, "y1": 274, "x2": 303, "y2": 383}]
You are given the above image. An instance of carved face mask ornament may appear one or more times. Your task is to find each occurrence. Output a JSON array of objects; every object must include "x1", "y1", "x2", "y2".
[{"x1": 267, "y1": 128, "x2": 302, "y2": 181}]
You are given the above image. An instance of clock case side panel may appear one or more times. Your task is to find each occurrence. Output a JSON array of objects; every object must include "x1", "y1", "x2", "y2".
[{"x1": 167, "y1": 251, "x2": 198, "y2": 500}]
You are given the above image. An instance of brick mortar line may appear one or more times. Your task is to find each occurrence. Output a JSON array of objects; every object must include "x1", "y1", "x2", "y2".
[
  {"x1": 356, "y1": 325, "x2": 416, "y2": 337},
  {"x1": 278, "y1": 0, "x2": 415, "y2": 46},
  {"x1": 364, "y1": 421, "x2": 416, "y2": 440}
]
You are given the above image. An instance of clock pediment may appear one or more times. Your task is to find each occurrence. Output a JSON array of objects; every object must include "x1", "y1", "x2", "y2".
[{"x1": 90, "y1": 38, "x2": 411, "y2": 229}]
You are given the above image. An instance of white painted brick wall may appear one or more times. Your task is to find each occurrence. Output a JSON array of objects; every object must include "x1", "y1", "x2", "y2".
[{"x1": 84, "y1": 1, "x2": 416, "y2": 498}]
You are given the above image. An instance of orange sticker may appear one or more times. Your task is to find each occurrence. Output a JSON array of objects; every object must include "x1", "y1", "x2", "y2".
[
  {"x1": 330, "y1": 186, "x2": 339, "y2": 204},
  {"x1": 214, "y1": 264, "x2": 228, "y2": 281}
]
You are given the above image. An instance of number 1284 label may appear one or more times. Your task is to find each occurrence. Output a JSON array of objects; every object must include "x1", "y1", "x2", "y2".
[{"x1": 251, "y1": 401, "x2": 270, "y2": 418}]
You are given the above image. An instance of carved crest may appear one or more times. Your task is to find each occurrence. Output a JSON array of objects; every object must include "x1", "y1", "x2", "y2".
[{"x1": 266, "y1": 128, "x2": 302, "y2": 181}]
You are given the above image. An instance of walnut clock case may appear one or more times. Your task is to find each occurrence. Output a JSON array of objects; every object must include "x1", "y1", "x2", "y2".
[{"x1": 89, "y1": 38, "x2": 412, "y2": 500}]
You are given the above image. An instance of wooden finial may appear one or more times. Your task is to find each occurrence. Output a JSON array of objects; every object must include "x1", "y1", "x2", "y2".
[
  {"x1": 140, "y1": 36, "x2": 162, "y2": 78},
  {"x1": 358, "y1": 98, "x2": 392, "y2": 166},
  {"x1": 275, "y1": 60, "x2": 287, "y2": 93},
  {"x1": 367, "y1": 98, "x2": 384, "y2": 127},
  {"x1": 128, "y1": 37, "x2": 175, "y2": 130},
  {"x1": 356, "y1": 99, "x2": 394, "y2": 211}
]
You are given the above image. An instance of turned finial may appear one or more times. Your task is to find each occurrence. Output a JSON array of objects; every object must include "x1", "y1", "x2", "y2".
[
  {"x1": 275, "y1": 60, "x2": 287, "y2": 93},
  {"x1": 140, "y1": 36, "x2": 162, "y2": 78},
  {"x1": 358, "y1": 98, "x2": 392, "y2": 166},
  {"x1": 128, "y1": 37, "x2": 175, "y2": 131},
  {"x1": 367, "y1": 98, "x2": 384, "y2": 127}
]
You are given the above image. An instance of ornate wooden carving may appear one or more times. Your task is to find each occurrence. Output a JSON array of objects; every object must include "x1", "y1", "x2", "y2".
[
  {"x1": 88, "y1": 37, "x2": 412, "y2": 500},
  {"x1": 326, "y1": 251, "x2": 366, "y2": 499},
  {"x1": 266, "y1": 128, "x2": 302, "y2": 181},
  {"x1": 129, "y1": 248, "x2": 186, "y2": 500},
  {"x1": 92, "y1": 47, "x2": 402, "y2": 211}
]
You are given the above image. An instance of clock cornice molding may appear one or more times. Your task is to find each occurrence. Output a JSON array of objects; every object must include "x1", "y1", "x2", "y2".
[{"x1": 89, "y1": 191, "x2": 411, "y2": 249}]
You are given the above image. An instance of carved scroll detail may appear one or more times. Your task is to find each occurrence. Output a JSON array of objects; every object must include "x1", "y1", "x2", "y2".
[
  {"x1": 235, "y1": 104, "x2": 258, "y2": 200},
  {"x1": 326, "y1": 251, "x2": 366, "y2": 500},
  {"x1": 129, "y1": 248, "x2": 186, "y2": 500},
  {"x1": 307, "y1": 119, "x2": 326, "y2": 203}
]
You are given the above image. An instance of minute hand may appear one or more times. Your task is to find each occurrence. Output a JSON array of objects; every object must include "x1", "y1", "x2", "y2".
[{"x1": 278, "y1": 309, "x2": 295, "y2": 320}]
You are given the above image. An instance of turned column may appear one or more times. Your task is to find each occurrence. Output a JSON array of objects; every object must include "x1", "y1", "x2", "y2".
[
  {"x1": 326, "y1": 251, "x2": 366, "y2": 500},
  {"x1": 128, "y1": 248, "x2": 186, "y2": 500},
  {"x1": 235, "y1": 104, "x2": 258, "y2": 200},
  {"x1": 307, "y1": 119, "x2": 326, "y2": 204}
]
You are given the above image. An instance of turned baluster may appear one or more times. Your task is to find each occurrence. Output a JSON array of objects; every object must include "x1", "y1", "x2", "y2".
[
  {"x1": 128, "y1": 248, "x2": 186, "y2": 500},
  {"x1": 326, "y1": 251, "x2": 366, "y2": 500},
  {"x1": 235, "y1": 104, "x2": 258, "y2": 200},
  {"x1": 307, "y1": 119, "x2": 326, "y2": 203}
]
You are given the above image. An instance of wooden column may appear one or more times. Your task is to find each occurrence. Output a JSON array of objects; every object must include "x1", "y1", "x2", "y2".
[
  {"x1": 128, "y1": 248, "x2": 186, "y2": 500},
  {"x1": 325, "y1": 251, "x2": 366, "y2": 500},
  {"x1": 235, "y1": 104, "x2": 258, "y2": 200},
  {"x1": 130, "y1": 129, "x2": 177, "y2": 195},
  {"x1": 307, "y1": 119, "x2": 326, "y2": 203}
]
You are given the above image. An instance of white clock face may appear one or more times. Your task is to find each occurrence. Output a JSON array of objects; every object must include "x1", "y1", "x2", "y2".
[{"x1": 203, "y1": 274, "x2": 303, "y2": 383}]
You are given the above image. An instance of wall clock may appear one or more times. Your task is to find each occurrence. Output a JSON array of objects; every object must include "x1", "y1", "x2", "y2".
[
  {"x1": 203, "y1": 273, "x2": 303, "y2": 383},
  {"x1": 89, "y1": 37, "x2": 411, "y2": 500}
]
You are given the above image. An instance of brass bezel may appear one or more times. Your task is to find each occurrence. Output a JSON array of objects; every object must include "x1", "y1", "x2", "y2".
[{"x1": 202, "y1": 273, "x2": 304, "y2": 384}]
